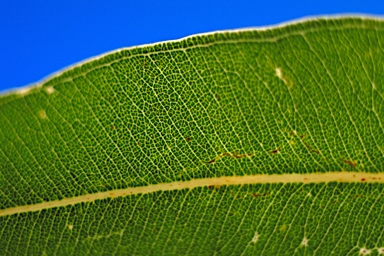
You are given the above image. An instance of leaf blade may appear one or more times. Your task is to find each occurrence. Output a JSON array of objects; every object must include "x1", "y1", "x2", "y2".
[{"x1": 1, "y1": 16, "x2": 384, "y2": 255}]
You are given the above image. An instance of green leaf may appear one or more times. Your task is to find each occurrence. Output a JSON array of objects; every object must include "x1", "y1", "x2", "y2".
[{"x1": 1, "y1": 17, "x2": 384, "y2": 255}]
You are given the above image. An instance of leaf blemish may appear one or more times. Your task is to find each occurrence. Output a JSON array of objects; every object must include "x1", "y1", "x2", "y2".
[
  {"x1": 301, "y1": 237, "x2": 309, "y2": 247},
  {"x1": 276, "y1": 68, "x2": 283, "y2": 79},
  {"x1": 359, "y1": 247, "x2": 372, "y2": 255},
  {"x1": 305, "y1": 144, "x2": 320, "y2": 154},
  {"x1": 341, "y1": 158, "x2": 357, "y2": 168},
  {"x1": 251, "y1": 232, "x2": 260, "y2": 243},
  {"x1": 271, "y1": 148, "x2": 279, "y2": 154},
  {"x1": 275, "y1": 67, "x2": 293, "y2": 87},
  {"x1": 44, "y1": 86, "x2": 55, "y2": 95},
  {"x1": 252, "y1": 193, "x2": 268, "y2": 198},
  {"x1": 38, "y1": 110, "x2": 47, "y2": 119}
]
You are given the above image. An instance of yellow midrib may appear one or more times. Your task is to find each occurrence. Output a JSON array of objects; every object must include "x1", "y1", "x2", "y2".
[{"x1": 1, "y1": 171, "x2": 383, "y2": 217}]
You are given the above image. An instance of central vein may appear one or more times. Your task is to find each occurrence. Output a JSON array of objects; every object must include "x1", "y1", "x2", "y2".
[{"x1": 1, "y1": 171, "x2": 382, "y2": 217}]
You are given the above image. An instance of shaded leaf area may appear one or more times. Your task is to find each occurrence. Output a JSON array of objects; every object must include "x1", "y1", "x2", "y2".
[
  {"x1": 2, "y1": 183, "x2": 383, "y2": 255},
  {"x1": 1, "y1": 18, "x2": 384, "y2": 209}
]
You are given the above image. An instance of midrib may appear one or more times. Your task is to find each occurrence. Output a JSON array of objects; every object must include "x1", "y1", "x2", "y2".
[{"x1": 1, "y1": 171, "x2": 383, "y2": 217}]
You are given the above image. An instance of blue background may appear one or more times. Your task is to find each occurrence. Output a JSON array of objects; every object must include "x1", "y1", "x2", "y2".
[{"x1": 1, "y1": 1, "x2": 383, "y2": 92}]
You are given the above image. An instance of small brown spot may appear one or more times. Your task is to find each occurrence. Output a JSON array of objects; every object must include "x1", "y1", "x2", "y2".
[
  {"x1": 233, "y1": 152, "x2": 254, "y2": 159},
  {"x1": 208, "y1": 185, "x2": 213, "y2": 189},
  {"x1": 271, "y1": 148, "x2": 279, "y2": 154},
  {"x1": 186, "y1": 137, "x2": 191, "y2": 141},
  {"x1": 217, "y1": 95, "x2": 221, "y2": 99},
  {"x1": 305, "y1": 144, "x2": 320, "y2": 154},
  {"x1": 361, "y1": 178, "x2": 366, "y2": 182},
  {"x1": 205, "y1": 159, "x2": 215, "y2": 164},
  {"x1": 222, "y1": 152, "x2": 232, "y2": 157},
  {"x1": 137, "y1": 141, "x2": 141, "y2": 146},
  {"x1": 252, "y1": 193, "x2": 268, "y2": 198},
  {"x1": 300, "y1": 134, "x2": 306, "y2": 139},
  {"x1": 111, "y1": 126, "x2": 115, "y2": 130},
  {"x1": 341, "y1": 158, "x2": 357, "y2": 168}
]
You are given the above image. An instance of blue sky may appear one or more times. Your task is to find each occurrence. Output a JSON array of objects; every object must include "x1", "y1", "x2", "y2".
[{"x1": 1, "y1": 1, "x2": 383, "y2": 92}]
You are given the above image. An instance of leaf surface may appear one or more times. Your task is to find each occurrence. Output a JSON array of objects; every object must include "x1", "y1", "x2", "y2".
[{"x1": 1, "y1": 17, "x2": 384, "y2": 255}]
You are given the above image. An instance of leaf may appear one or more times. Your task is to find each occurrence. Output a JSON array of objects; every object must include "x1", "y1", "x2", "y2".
[{"x1": 1, "y1": 17, "x2": 384, "y2": 255}]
